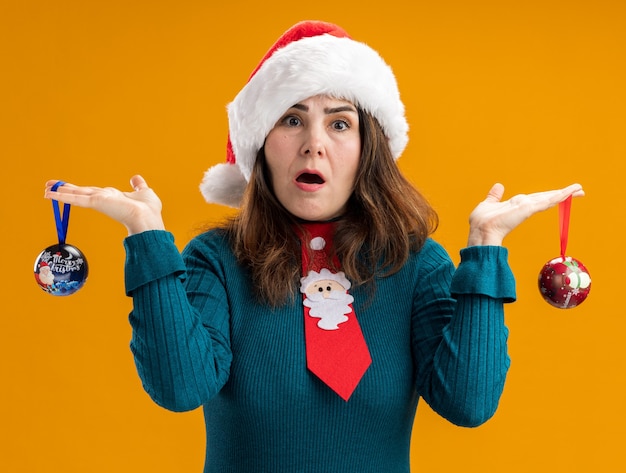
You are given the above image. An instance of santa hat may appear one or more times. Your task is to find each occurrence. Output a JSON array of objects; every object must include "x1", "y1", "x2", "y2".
[{"x1": 200, "y1": 20, "x2": 408, "y2": 207}]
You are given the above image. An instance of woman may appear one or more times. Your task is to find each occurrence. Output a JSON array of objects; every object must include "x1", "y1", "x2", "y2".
[{"x1": 45, "y1": 21, "x2": 583, "y2": 473}]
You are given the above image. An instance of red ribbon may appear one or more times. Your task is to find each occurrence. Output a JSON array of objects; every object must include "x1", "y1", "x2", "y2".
[{"x1": 559, "y1": 195, "x2": 572, "y2": 258}]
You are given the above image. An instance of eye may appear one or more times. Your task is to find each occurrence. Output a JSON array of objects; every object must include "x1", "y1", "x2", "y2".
[
  {"x1": 281, "y1": 115, "x2": 302, "y2": 127},
  {"x1": 318, "y1": 287, "x2": 324, "y2": 292},
  {"x1": 326, "y1": 286, "x2": 332, "y2": 292},
  {"x1": 331, "y1": 119, "x2": 350, "y2": 131}
]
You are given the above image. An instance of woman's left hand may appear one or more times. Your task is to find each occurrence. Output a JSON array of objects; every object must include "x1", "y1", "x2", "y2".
[{"x1": 467, "y1": 183, "x2": 585, "y2": 246}]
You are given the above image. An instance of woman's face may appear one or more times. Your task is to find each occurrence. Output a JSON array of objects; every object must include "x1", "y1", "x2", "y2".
[{"x1": 264, "y1": 95, "x2": 361, "y2": 221}]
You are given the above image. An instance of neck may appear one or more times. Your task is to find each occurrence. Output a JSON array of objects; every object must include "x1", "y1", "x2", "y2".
[{"x1": 294, "y1": 215, "x2": 343, "y2": 225}]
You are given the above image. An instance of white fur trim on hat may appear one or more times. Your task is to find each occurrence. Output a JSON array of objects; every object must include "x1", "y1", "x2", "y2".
[{"x1": 200, "y1": 24, "x2": 408, "y2": 207}]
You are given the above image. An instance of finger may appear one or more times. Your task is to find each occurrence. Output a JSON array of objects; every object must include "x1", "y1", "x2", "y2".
[
  {"x1": 42, "y1": 190, "x2": 99, "y2": 207},
  {"x1": 44, "y1": 182, "x2": 99, "y2": 197},
  {"x1": 536, "y1": 183, "x2": 584, "y2": 206},
  {"x1": 130, "y1": 174, "x2": 149, "y2": 192},
  {"x1": 519, "y1": 184, "x2": 583, "y2": 216},
  {"x1": 44, "y1": 180, "x2": 73, "y2": 194},
  {"x1": 44, "y1": 181, "x2": 71, "y2": 195},
  {"x1": 484, "y1": 182, "x2": 505, "y2": 203},
  {"x1": 44, "y1": 179, "x2": 63, "y2": 189},
  {"x1": 560, "y1": 183, "x2": 584, "y2": 200}
]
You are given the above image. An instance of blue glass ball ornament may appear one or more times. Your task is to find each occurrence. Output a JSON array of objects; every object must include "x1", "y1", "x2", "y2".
[{"x1": 34, "y1": 243, "x2": 88, "y2": 296}]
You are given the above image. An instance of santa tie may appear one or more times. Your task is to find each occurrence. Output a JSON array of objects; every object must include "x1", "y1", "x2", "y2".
[{"x1": 298, "y1": 222, "x2": 372, "y2": 401}]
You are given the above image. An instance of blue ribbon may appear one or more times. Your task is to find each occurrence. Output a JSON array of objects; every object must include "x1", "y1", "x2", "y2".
[{"x1": 51, "y1": 181, "x2": 70, "y2": 245}]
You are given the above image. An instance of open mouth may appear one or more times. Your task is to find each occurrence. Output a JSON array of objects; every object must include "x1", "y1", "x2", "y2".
[{"x1": 296, "y1": 172, "x2": 325, "y2": 185}]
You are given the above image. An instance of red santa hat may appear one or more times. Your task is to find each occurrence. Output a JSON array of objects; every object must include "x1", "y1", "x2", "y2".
[{"x1": 200, "y1": 20, "x2": 408, "y2": 207}]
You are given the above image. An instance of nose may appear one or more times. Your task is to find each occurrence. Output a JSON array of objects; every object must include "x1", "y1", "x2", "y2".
[
  {"x1": 300, "y1": 124, "x2": 325, "y2": 157},
  {"x1": 303, "y1": 147, "x2": 322, "y2": 156}
]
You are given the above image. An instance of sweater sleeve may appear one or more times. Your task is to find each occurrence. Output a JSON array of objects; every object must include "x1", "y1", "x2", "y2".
[
  {"x1": 412, "y1": 242, "x2": 515, "y2": 427},
  {"x1": 124, "y1": 230, "x2": 232, "y2": 412}
]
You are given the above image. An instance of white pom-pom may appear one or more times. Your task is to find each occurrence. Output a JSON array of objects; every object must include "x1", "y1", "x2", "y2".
[{"x1": 199, "y1": 163, "x2": 248, "y2": 208}]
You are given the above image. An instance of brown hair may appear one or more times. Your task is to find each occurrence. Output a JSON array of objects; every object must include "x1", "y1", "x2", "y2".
[{"x1": 222, "y1": 109, "x2": 438, "y2": 306}]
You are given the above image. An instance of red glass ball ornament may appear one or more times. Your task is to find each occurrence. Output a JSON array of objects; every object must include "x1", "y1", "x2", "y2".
[{"x1": 538, "y1": 256, "x2": 591, "y2": 309}]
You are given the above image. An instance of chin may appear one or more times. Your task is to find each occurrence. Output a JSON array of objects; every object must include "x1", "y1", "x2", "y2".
[
  {"x1": 293, "y1": 209, "x2": 342, "y2": 222},
  {"x1": 283, "y1": 196, "x2": 346, "y2": 222}
]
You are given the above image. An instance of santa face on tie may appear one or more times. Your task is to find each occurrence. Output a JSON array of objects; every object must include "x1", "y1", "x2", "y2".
[{"x1": 300, "y1": 268, "x2": 355, "y2": 330}]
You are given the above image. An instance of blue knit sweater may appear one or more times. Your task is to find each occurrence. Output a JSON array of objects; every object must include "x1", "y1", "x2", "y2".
[{"x1": 124, "y1": 229, "x2": 515, "y2": 472}]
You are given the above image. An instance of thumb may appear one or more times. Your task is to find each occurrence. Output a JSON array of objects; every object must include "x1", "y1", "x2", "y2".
[
  {"x1": 130, "y1": 174, "x2": 149, "y2": 192},
  {"x1": 484, "y1": 182, "x2": 505, "y2": 203}
]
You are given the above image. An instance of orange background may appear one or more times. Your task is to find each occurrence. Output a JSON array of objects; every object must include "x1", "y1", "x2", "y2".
[{"x1": 2, "y1": 0, "x2": 624, "y2": 471}]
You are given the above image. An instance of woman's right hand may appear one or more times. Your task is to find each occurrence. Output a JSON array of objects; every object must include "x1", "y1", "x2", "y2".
[{"x1": 44, "y1": 175, "x2": 165, "y2": 235}]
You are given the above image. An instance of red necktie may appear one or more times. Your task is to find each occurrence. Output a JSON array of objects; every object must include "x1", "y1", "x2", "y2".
[{"x1": 298, "y1": 222, "x2": 372, "y2": 401}]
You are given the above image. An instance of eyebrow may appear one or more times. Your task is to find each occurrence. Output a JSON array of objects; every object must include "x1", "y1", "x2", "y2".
[{"x1": 291, "y1": 103, "x2": 358, "y2": 114}]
